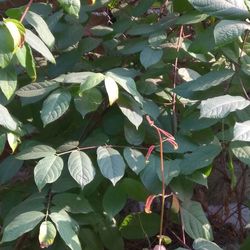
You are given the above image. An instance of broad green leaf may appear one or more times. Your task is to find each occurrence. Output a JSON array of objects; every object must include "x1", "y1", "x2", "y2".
[
  {"x1": 39, "y1": 221, "x2": 57, "y2": 248},
  {"x1": 25, "y1": 29, "x2": 55, "y2": 64},
  {"x1": 0, "y1": 156, "x2": 23, "y2": 185},
  {"x1": 0, "y1": 23, "x2": 14, "y2": 67},
  {"x1": 1, "y1": 211, "x2": 45, "y2": 243},
  {"x1": 53, "y1": 193, "x2": 93, "y2": 214},
  {"x1": 180, "y1": 143, "x2": 221, "y2": 175},
  {"x1": 80, "y1": 37, "x2": 102, "y2": 54},
  {"x1": 140, "y1": 47, "x2": 163, "y2": 69},
  {"x1": 7, "y1": 132, "x2": 19, "y2": 152},
  {"x1": 68, "y1": 150, "x2": 95, "y2": 189},
  {"x1": 174, "y1": 70, "x2": 234, "y2": 99},
  {"x1": 200, "y1": 95, "x2": 250, "y2": 119},
  {"x1": 25, "y1": 11, "x2": 55, "y2": 48},
  {"x1": 123, "y1": 147, "x2": 145, "y2": 174},
  {"x1": 41, "y1": 89, "x2": 71, "y2": 126},
  {"x1": 59, "y1": 72, "x2": 95, "y2": 84},
  {"x1": 58, "y1": 0, "x2": 81, "y2": 17},
  {"x1": 176, "y1": 10, "x2": 209, "y2": 24},
  {"x1": 16, "y1": 81, "x2": 59, "y2": 97},
  {"x1": 74, "y1": 88, "x2": 102, "y2": 118},
  {"x1": 50, "y1": 212, "x2": 82, "y2": 250},
  {"x1": 233, "y1": 121, "x2": 250, "y2": 141},
  {"x1": 0, "y1": 103, "x2": 18, "y2": 131},
  {"x1": 178, "y1": 67, "x2": 200, "y2": 81},
  {"x1": 120, "y1": 212, "x2": 160, "y2": 239},
  {"x1": 131, "y1": 0, "x2": 154, "y2": 16},
  {"x1": 193, "y1": 238, "x2": 222, "y2": 250},
  {"x1": 79, "y1": 73, "x2": 105, "y2": 93},
  {"x1": 188, "y1": 0, "x2": 250, "y2": 19},
  {"x1": 16, "y1": 44, "x2": 36, "y2": 81},
  {"x1": 148, "y1": 32, "x2": 167, "y2": 47},
  {"x1": 16, "y1": 144, "x2": 56, "y2": 160},
  {"x1": 90, "y1": 25, "x2": 113, "y2": 36},
  {"x1": 181, "y1": 200, "x2": 213, "y2": 240},
  {"x1": 103, "y1": 185, "x2": 127, "y2": 218},
  {"x1": 97, "y1": 146, "x2": 126, "y2": 186},
  {"x1": 0, "y1": 65, "x2": 17, "y2": 100},
  {"x1": 214, "y1": 20, "x2": 250, "y2": 47},
  {"x1": 34, "y1": 155, "x2": 64, "y2": 191},
  {"x1": 106, "y1": 71, "x2": 143, "y2": 104},
  {"x1": 231, "y1": 141, "x2": 250, "y2": 166},
  {"x1": 104, "y1": 76, "x2": 119, "y2": 105},
  {"x1": 117, "y1": 94, "x2": 143, "y2": 129},
  {"x1": 124, "y1": 121, "x2": 145, "y2": 145}
]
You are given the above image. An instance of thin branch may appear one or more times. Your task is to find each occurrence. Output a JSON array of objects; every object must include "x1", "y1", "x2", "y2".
[{"x1": 20, "y1": 0, "x2": 33, "y2": 23}]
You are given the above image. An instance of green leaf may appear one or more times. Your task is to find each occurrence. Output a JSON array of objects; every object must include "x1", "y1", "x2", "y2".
[
  {"x1": 131, "y1": 0, "x2": 154, "y2": 16},
  {"x1": 120, "y1": 212, "x2": 160, "y2": 239},
  {"x1": 41, "y1": 89, "x2": 71, "y2": 126},
  {"x1": 53, "y1": 193, "x2": 93, "y2": 214},
  {"x1": 49, "y1": 212, "x2": 82, "y2": 250},
  {"x1": 181, "y1": 200, "x2": 213, "y2": 240},
  {"x1": 176, "y1": 10, "x2": 209, "y2": 24},
  {"x1": 16, "y1": 81, "x2": 59, "y2": 97},
  {"x1": 0, "y1": 103, "x2": 18, "y2": 131},
  {"x1": 0, "y1": 65, "x2": 17, "y2": 100},
  {"x1": 233, "y1": 121, "x2": 250, "y2": 141},
  {"x1": 123, "y1": 147, "x2": 145, "y2": 174},
  {"x1": 148, "y1": 32, "x2": 167, "y2": 47},
  {"x1": 25, "y1": 11, "x2": 55, "y2": 48},
  {"x1": 214, "y1": 20, "x2": 250, "y2": 47},
  {"x1": 79, "y1": 73, "x2": 105, "y2": 93},
  {"x1": 103, "y1": 185, "x2": 127, "y2": 218},
  {"x1": 231, "y1": 141, "x2": 250, "y2": 166},
  {"x1": 117, "y1": 94, "x2": 143, "y2": 129},
  {"x1": 106, "y1": 71, "x2": 143, "y2": 104},
  {"x1": 97, "y1": 146, "x2": 126, "y2": 186},
  {"x1": 200, "y1": 95, "x2": 250, "y2": 119},
  {"x1": 16, "y1": 44, "x2": 36, "y2": 81},
  {"x1": 58, "y1": 0, "x2": 81, "y2": 17},
  {"x1": 74, "y1": 88, "x2": 102, "y2": 118},
  {"x1": 193, "y1": 238, "x2": 222, "y2": 250},
  {"x1": 180, "y1": 143, "x2": 221, "y2": 175},
  {"x1": 80, "y1": 37, "x2": 102, "y2": 54},
  {"x1": 188, "y1": 0, "x2": 250, "y2": 19},
  {"x1": 34, "y1": 155, "x2": 64, "y2": 191},
  {"x1": 0, "y1": 156, "x2": 23, "y2": 185},
  {"x1": 58, "y1": 72, "x2": 95, "y2": 84},
  {"x1": 68, "y1": 150, "x2": 96, "y2": 189},
  {"x1": 1, "y1": 211, "x2": 45, "y2": 243},
  {"x1": 0, "y1": 133, "x2": 6, "y2": 155},
  {"x1": 25, "y1": 29, "x2": 56, "y2": 64},
  {"x1": 124, "y1": 121, "x2": 145, "y2": 145},
  {"x1": 104, "y1": 76, "x2": 119, "y2": 105},
  {"x1": 90, "y1": 25, "x2": 113, "y2": 36},
  {"x1": 140, "y1": 47, "x2": 163, "y2": 69},
  {"x1": 39, "y1": 221, "x2": 57, "y2": 248},
  {"x1": 16, "y1": 144, "x2": 56, "y2": 160},
  {"x1": 174, "y1": 70, "x2": 234, "y2": 99}
]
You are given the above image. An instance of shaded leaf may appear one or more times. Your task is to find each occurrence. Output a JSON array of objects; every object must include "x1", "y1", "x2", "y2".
[
  {"x1": 140, "y1": 47, "x2": 163, "y2": 69},
  {"x1": 58, "y1": 0, "x2": 81, "y2": 17}
]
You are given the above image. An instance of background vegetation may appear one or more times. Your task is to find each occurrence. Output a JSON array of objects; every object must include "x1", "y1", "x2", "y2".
[{"x1": 0, "y1": 0, "x2": 250, "y2": 249}]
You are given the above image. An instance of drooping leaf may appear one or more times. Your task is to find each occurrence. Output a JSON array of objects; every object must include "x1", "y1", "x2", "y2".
[
  {"x1": 181, "y1": 200, "x2": 213, "y2": 240},
  {"x1": 193, "y1": 238, "x2": 222, "y2": 250},
  {"x1": 97, "y1": 146, "x2": 126, "y2": 186},
  {"x1": 140, "y1": 47, "x2": 163, "y2": 69},
  {"x1": 50, "y1": 212, "x2": 81, "y2": 250},
  {"x1": 68, "y1": 150, "x2": 95, "y2": 189},
  {"x1": 214, "y1": 20, "x2": 250, "y2": 47},
  {"x1": 0, "y1": 65, "x2": 17, "y2": 100},
  {"x1": 74, "y1": 88, "x2": 102, "y2": 118},
  {"x1": 233, "y1": 121, "x2": 250, "y2": 141},
  {"x1": 104, "y1": 76, "x2": 119, "y2": 105},
  {"x1": 16, "y1": 145, "x2": 56, "y2": 160},
  {"x1": 123, "y1": 147, "x2": 145, "y2": 174},
  {"x1": 0, "y1": 156, "x2": 23, "y2": 185},
  {"x1": 39, "y1": 221, "x2": 57, "y2": 248},
  {"x1": 25, "y1": 29, "x2": 55, "y2": 64},
  {"x1": 188, "y1": 0, "x2": 250, "y2": 19},
  {"x1": 34, "y1": 155, "x2": 64, "y2": 191},
  {"x1": 25, "y1": 11, "x2": 55, "y2": 48},
  {"x1": 57, "y1": 0, "x2": 81, "y2": 17},
  {"x1": 117, "y1": 94, "x2": 143, "y2": 129},
  {"x1": 0, "y1": 103, "x2": 18, "y2": 131},
  {"x1": 1, "y1": 211, "x2": 45, "y2": 243},
  {"x1": 41, "y1": 89, "x2": 71, "y2": 126},
  {"x1": 16, "y1": 81, "x2": 59, "y2": 97},
  {"x1": 200, "y1": 95, "x2": 250, "y2": 119}
]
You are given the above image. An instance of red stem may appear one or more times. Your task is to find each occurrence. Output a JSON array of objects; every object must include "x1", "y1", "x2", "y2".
[{"x1": 20, "y1": 0, "x2": 33, "y2": 23}]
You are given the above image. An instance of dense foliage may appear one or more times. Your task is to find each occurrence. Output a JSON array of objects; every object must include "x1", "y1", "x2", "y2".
[{"x1": 0, "y1": 0, "x2": 250, "y2": 249}]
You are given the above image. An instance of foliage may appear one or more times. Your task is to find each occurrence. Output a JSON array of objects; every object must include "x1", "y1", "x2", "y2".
[{"x1": 0, "y1": 0, "x2": 250, "y2": 249}]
